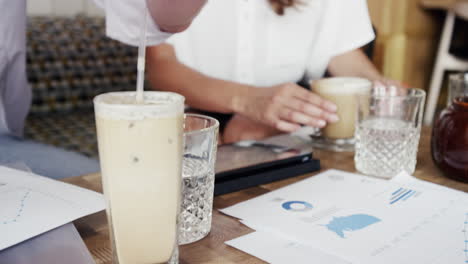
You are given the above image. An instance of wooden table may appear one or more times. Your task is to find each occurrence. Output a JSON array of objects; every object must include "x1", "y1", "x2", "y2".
[{"x1": 64, "y1": 127, "x2": 468, "y2": 264}]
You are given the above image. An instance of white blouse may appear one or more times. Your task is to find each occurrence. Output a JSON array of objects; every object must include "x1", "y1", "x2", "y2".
[
  {"x1": 167, "y1": 0, "x2": 375, "y2": 87},
  {"x1": 93, "y1": 0, "x2": 172, "y2": 46}
]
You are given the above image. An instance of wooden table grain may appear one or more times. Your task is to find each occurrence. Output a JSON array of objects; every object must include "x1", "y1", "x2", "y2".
[{"x1": 64, "y1": 127, "x2": 468, "y2": 264}]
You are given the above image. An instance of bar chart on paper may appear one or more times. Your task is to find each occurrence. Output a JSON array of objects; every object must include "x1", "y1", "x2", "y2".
[
  {"x1": 389, "y1": 187, "x2": 420, "y2": 205},
  {"x1": 0, "y1": 166, "x2": 105, "y2": 250}
]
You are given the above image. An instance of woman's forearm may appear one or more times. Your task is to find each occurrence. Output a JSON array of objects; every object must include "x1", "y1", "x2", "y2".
[
  {"x1": 146, "y1": 44, "x2": 252, "y2": 113},
  {"x1": 146, "y1": 0, "x2": 207, "y2": 33},
  {"x1": 327, "y1": 49, "x2": 382, "y2": 81}
]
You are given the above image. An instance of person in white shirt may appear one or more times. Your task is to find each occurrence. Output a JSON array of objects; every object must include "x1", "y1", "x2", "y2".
[
  {"x1": 0, "y1": 0, "x2": 206, "y2": 179},
  {"x1": 144, "y1": 0, "x2": 389, "y2": 143}
]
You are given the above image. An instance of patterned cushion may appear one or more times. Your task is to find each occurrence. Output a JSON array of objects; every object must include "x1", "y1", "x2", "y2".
[
  {"x1": 27, "y1": 15, "x2": 138, "y2": 114},
  {"x1": 25, "y1": 110, "x2": 98, "y2": 158},
  {"x1": 25, "y1": 15, "x2": 141, "y2": 157}
]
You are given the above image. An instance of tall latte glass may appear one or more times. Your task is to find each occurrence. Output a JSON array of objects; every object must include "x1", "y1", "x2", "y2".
[
  {"x1": 311, "y1": 77, "x2": 372, "y2": 151},
  {"x1": 94, "y1": 92, "x2": 185, "y2": 264}
]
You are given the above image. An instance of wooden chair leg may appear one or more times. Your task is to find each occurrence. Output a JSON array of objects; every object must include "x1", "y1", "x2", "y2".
[
  {"x1": 424, "y1": 12, "x2": 456, "y2": 125},
  {"x1": 425, "y1": 64, "x2": 446, "y2": 124}
]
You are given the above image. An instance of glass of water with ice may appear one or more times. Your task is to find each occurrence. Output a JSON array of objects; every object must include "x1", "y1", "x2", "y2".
[
  {"x1": 179, "y1": 114, "x2": 219, "y2": 245},
  {"x1": 355, "y1": 87, "x2": 426, "y2": 179}
]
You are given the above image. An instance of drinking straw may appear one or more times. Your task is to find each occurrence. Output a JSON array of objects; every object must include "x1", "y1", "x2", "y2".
[{"x1": 136, "y1": 9, "x2": 148, "y2": 103}]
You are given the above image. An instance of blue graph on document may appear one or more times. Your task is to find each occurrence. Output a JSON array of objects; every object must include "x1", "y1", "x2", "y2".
[
  {"x1": 324, "y1": 214, "x2": 381, "y2": 238},
  {"x1": 1, "y1": 188, "x2": 32, "y2": 225},
  {"x1": 389, "y1": 187, "x2": 420, "y2": 205}
]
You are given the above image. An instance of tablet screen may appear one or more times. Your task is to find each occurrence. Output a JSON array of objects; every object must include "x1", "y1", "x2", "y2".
[{"x1": 215, "y1": 135, "x2": 313, "y2": 174}]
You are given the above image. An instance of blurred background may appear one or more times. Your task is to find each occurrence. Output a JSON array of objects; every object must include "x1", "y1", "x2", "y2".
[
  {"x1": 24, "y1": 0, "x2": 467, "y2": 157},
  {"x1": 27, "y1": 0, "x2": 467, "y2": 90}
]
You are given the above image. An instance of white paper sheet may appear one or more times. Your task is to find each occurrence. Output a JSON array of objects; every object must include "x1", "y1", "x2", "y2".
[
  {"x1": 0, "y1": 166, "x2": 105, "y2": 250},
  {"x1": 220, "y1": 170, "x2": 395, "y2": 231},
  {"x1": 226, "y1": 230, "x2": 351, "y2": 264},
  {"x1": 222, "y1": 170, "x2": 468, "y2": 264}
]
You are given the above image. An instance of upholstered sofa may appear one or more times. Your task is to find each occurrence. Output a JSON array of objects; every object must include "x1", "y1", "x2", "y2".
[{"x1": 25, "y1": 16, "x2": 138, "y2": 158}]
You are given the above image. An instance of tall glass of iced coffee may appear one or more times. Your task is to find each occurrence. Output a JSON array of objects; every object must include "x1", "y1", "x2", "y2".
[{"x1": 94, "y1": 91, "x2": 184, "y2": 264}]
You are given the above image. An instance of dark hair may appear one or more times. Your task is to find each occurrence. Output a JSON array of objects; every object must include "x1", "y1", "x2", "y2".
[{"x1": 268, "y1": 0, "x2": 300, "y2": 15}]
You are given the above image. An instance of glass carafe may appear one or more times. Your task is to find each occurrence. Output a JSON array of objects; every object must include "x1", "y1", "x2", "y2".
[{"x1": 431, "y1": 73, "x2": 468, "y2": 182}]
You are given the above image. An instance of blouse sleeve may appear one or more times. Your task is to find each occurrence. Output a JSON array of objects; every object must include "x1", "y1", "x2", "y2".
[
  {"x1": 93, "y1": 0, "x2": 172, "y2": 47},
  {"x1": 330, "y1": 0, "x2": 375, "y2": 56}
]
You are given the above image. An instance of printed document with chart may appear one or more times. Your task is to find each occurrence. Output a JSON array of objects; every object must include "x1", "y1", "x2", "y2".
[
  {"x1": 222, "y1": 170, "x2": 468, "y2": 264},
  {"x1": 0, "y1": 166, "x2": 105, "y2": 250}
]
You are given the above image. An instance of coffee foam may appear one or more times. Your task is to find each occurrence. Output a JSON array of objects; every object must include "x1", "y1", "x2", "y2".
[
  {"x1": 313, "y1": 77, "x2": 372, "y2": 95},
  {"x1": 94, "y1": 92, "x2": 185, "y2": 120}
]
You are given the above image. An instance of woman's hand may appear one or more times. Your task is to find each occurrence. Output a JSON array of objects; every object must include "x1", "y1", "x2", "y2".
[{"x1": 239, "y1": 83, "x2": 339, "y2": 133}]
